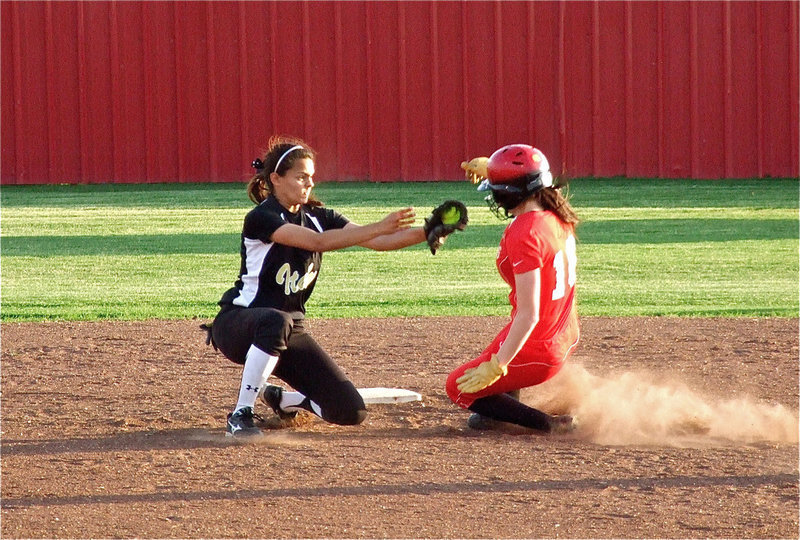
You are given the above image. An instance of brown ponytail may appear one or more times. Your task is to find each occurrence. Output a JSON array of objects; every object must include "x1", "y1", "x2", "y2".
[
  {"x1": 246, "y1": 173, "x2": 270, "y2": 204},
  {"x1": 532, "y1": 186, "x2": 580, "y2": 225}
]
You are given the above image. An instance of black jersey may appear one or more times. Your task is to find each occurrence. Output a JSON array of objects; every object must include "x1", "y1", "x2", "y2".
[{"x1": 218, "y1": 196, "x2": 350, "y2": 318}]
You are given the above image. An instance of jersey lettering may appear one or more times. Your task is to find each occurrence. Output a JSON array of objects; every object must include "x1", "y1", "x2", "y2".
[
  {"x1": 551, "y1": 234, "x2": 577, "y2": 300},
  {"x1": 276, "y1": 262, "x2": 318, "y2": 296}
]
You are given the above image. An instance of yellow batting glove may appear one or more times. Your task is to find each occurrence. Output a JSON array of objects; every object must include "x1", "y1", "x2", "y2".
[{"x1": 456, "y1": 354, "x2": 508, "y2": 393}]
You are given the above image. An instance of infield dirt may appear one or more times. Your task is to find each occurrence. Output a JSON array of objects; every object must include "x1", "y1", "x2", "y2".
[{"x1": 2, "y1": 316, "x2": 798, "y2": 538}]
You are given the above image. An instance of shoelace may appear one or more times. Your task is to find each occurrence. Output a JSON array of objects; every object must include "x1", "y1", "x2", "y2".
[{"x1": 233, "y1": 408, "x2": 266, "y2": 425}]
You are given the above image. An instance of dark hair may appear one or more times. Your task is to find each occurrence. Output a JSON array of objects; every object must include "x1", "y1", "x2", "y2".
[
  {"x1": 247, "y1": 135, "x2": 320, "y2": 205},
  {"x1": 531, "y1": 185, "x2": 580, "y2": 225}
]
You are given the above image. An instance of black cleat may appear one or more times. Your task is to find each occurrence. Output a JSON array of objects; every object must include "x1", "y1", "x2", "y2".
[
  {"x1": 260, "y1": 385, "x2": 298, "y2": 420},
  {"x1": 467, "y1": 412, "x2": 502, "y2": 431},
  {"x1": 547, "y1": 414, "x2": 578, "y2": 435},
  {"x1": 226, "y1": 406, "x2": 263, "y2": 438}
]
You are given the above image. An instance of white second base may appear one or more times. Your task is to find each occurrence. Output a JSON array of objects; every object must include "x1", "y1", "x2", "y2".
[{"x1": 357, "y1": 387, "x2": 422, "y2": 404}]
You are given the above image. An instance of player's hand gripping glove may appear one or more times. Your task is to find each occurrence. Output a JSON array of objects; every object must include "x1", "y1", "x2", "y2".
[
  {"x1": 423, "y1": 200, "x2": 469, "y2": 254},
  {"x1": 456, "y1": 354, "x2": 508, "y2": 393}
]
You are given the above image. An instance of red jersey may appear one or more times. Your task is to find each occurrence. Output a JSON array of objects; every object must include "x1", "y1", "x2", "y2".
[{"x1": 497, "y1": 210, "x2": 578, "y2": 342}]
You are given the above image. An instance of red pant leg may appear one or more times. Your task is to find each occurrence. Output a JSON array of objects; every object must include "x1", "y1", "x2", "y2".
[{"x1": 445, "y1": 320, "x2": 579, "y2": 409}]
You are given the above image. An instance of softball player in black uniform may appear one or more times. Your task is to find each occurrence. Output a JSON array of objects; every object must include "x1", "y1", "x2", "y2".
[{"x1": 209, "y1": 136, "x2": 462, "y2": 437}]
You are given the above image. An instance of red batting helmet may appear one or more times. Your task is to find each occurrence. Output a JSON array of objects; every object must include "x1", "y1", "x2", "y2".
[
  {"x1": 479, "y1": 144, "x2": 553, "y2": 215},
  {"x1": 487, "y1": 144, "x2": 553, "y2": 187}
]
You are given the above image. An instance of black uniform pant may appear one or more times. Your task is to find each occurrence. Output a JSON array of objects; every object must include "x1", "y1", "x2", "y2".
[{"x1": 211, "y1": 306, "x2": 366, "y2": 425}]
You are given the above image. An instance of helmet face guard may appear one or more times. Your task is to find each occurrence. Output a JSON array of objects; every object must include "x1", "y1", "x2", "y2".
[{"x1": 478, "y1": 178, "x2": 527, "y2": 217}]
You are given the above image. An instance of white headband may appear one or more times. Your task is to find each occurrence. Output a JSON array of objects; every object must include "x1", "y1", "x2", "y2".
[{"x1": 273, "y1": 145, "x2": 304, "y2": 173}]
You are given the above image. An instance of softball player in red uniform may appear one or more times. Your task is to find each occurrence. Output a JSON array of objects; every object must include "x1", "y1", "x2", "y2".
[
  {"x1": 209, "y1": 136, "x2": 462, "y2": 437},
  {"x1": 445, "y1": 144, "x2": 580, "y2": 434}
]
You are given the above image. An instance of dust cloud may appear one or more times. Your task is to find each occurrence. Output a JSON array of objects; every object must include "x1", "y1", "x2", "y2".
[{"x1": 526, "y1": 363, "x2": 799, "y2": 447}]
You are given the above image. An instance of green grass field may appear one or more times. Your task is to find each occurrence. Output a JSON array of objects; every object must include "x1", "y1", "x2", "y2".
[{"x1": 1, "y1": 178, "x2": 797, "y2": 322}]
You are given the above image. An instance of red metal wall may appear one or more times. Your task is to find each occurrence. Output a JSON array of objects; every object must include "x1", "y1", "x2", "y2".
[{"x1": 2, "y1": 1, "x2": 798, "y2": 184}]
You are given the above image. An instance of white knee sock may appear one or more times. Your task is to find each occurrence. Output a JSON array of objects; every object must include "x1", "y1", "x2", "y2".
[
  {"x1": 234, "y1": 345, "x2": 278, "y2": 413},
  {"x1": 280, "y1": 391, "x2": 322, "y2": 417}
]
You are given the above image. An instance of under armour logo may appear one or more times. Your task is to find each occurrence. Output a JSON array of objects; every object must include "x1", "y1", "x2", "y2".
[{"x1": 245, "y1": 385, "x2": 260, "y2": 393}]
